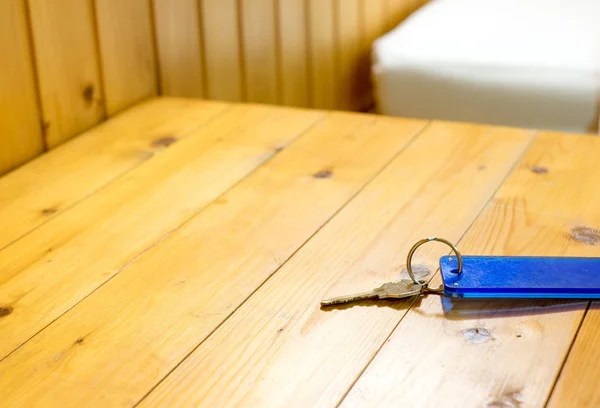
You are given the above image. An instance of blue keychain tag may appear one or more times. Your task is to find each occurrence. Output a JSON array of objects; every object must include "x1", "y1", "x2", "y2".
[
  {"x1": 440, "y1": 256, "x2": 600, "y2": 299},
  {"x1": 406, "y1": 237, "x2": 600, "y2": 299}
]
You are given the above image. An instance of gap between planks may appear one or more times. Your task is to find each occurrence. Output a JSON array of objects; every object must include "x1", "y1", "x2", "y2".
[
  {"x1": 340, "y1": 130, "x2": 600, "y2": 407},
  {"x1": 0, "y1": 104, "x2": 327, "y2": 362},
  {"x1": 138, "y1": 122, "x2": 535, "y2": 407},
  {"x1": 335, "y1": 130, "x2": 538, "y2": 407},
  {"x1": 0, "y1": 99, "x2": 231, "y2": 253},
  {"x1": 0, "y1": 111, "x2": 428, "y2": 407},
  {"x1": 543, "y1": 301, "x2": 592, "y2": 407},
  {"x1": 135, "y1": 118, "x2": 433, "y2": 406}
]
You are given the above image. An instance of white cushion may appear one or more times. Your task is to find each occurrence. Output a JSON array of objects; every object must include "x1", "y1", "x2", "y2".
[{"x1": 372, "y1": 0, "x2": 600, "y2": 133}]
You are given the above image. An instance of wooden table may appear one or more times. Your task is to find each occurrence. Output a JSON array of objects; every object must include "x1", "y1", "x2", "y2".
[{"x1": 1, "y1": 98, "x2": 599, "y2": 407}]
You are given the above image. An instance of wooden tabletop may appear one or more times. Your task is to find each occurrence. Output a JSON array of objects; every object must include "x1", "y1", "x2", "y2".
[{"x1": 1, "y1": 97, "x2": 599, "y2": 407}]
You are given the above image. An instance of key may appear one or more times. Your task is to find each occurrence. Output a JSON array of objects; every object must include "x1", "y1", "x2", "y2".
[{"x1": 321, "y1": 279, "x2": 425, "y2": 307}]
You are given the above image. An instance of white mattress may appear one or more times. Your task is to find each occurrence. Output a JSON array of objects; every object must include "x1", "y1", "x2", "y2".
[{"x1": 372, "y1": 0, "x2": 600, "y2": 133}]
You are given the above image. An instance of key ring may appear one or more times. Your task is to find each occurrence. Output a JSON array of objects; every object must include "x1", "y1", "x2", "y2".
[{"x1": 406, "y1": 237, "x2": 463, "y2": 285}]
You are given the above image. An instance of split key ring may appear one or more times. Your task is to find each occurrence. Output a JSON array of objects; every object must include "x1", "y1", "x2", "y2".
[{"x1": 405, "y1": 237, "x2": 463, "y2": 286}]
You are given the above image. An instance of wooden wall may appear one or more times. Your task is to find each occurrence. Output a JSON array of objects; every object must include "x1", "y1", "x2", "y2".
[{"x1": 0, "y1": 0, "x2": 424, "y2": 176}]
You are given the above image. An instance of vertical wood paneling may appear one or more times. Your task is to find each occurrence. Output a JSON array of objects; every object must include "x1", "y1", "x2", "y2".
[
  {"x1": 28, "y1": 0, "x2": 104, "y2": 148},
  {"x1": 0, "y1": 0, "x2": 401, "y2": 172},
  {"x1": 200, "y1": 0, "x2": 244, "y2": 102},
  {"x1": 0, "y1": 0, "x2": 43, "y2": 175},
  {"x1": 95, "y1": 0, "x2": 158, "y2": 115},
  {"x1": 276, "y1": 0, "x2": 309, "y2": 107},
  {"x1": 153, "y1": 0, "x2": 204, "y2": 98},
  {"x1": 306, "y1": 0, "x2": 338, "y2": 109},
  {"x1": 336, "y1": 0, "x2": 363, "y2": 111},
  {"x1": 241, "y1": 0, "x2": 278, "y2": 104}
]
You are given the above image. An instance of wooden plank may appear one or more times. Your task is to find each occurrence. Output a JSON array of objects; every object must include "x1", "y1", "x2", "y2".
[
  {"x1": 140, "y1": 123, "x2": 533, "y2": 407},
  {"x1": 200, "y1": 0, "x2": 244, "y2": 102},
  {"x1": 0, "y1": 98, "x2": 227, "y2": 251},
  {"x1": 0, "y1": 0, "x2": 43, "y2": 174},
  {"x1": 306, "y1": 0, "x2": 338, "y2": 109},
  {"x1": 95, "y1": 0, "x2": 158, "y2": 115},
  {"x1": 276, "y1": 0, "x2": 309, "y2": 107},
  {"x1": 336, "y1": 0, "x2": 363, "y2": 111},
  {"x1": 0, "y1": 104, "x2": 324, "y2": 362},
  {"x1": 28, "y1": 0, "x2": 105, "y2": 148},
  {"x1": 548, "y1": 304, "x2": 600, "y2": 407},
  {"x1": 343, "y1": 131, "x2": 600, "y2": 407},
  {"x1": 240, "y1": 0, "x2": 279, "y2": 104},
  {"x1": 0, "y1": 113, "x2": 428, "y2": 407},
  {"x1": 153, "y1": 0, "x2": 204, "y2": 98}
]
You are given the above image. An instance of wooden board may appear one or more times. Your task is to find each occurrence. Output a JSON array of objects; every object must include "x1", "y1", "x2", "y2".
[
  {"x1": 0, "y1": 104, "x2": 324, "y2": 361},
  {"x1": 548, "y1": 303, "x2": 600, "y2": 407},
  {"x1": 0, "y1": 113, "x2": 427, "y2": 406},
  {"x1": 0, "y1": 0, "x2": 396, "y2": 173},
  {"x1": 28, "y1": 0, "x2": 105, "y2": 148},
  {"x1": 153, "y1": 0, "x2": 205, "y2": 98},
  {"x1": 306, "y1": 0, "x2": 338, "y2": 109},
  {"x1": 276, "y1": 0, "x2": 309, "y2": 107},
  {"x1": 0, "y1": 98, "x2": 226, "y2": 252},
  {"x1": 240, "y1": 0, "x2": 279, "y2": 104},
  {"x1": 200, "y1": 0, "x2": 244, "y2": 102},
  {"x1": 140, "y1": 122, "x2": 534, "y2": 407},
  {"x1": 343, "y1": 131, "x2": 600, "y2": 407},
  {"x1": 3, "y1": 97, "x2": 598, "y2": 407},
  {"x1": 95, "y1": 0, "x2": 158, "y2": 115},
  {"x1": 0, "y1": 0, "x2": 43, "y2": 174}
]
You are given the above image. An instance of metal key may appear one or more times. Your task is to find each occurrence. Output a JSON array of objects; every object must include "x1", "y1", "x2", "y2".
[{"x1": 321, "y1": 279, "x2": 425, "y2": 307}]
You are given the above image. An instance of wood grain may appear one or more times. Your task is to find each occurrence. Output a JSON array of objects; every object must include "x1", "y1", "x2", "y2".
[
  {"x1": 95, "y1": 0, "x2": 158, "y2": 115},
  {"x1": 200, "y1": 0, "x2": 244, "y2": 102},
  {"x1": 0, "y1": 103, "x2": 322, "y2": 361},
  {"x1": 0, "y1": 0, "x2": 397, "y2": 173},
  {"x1": 306, "y1": 0, "x2": 337, "y2": 109},
  {"x1": 153, "y1": 0, "x2": 204, "y2": 97},
  {"x1": 343, "y1": 131, "x2": 600, "y2": 407},
  {"x1": 276, "y1": 0, "x2": 309, "y2": 107},
  {"x1": 28, "y1": 0, "x2": 105, "y2": 148},
  {"x1": 140, "y1": 122, "x2": 533, "y2": 407},
  {"x1": 0, "y1": 98, "x2": 226, "y2": 252},
  {"x1": 0, "y1": 0, "x2": 43, "y2": 174},
  {"x1": 548, "y1": 303, "x2": 600, "y2": 407},
  {"x1": 241, "y1": 0, "x2": 279, "y2": 104},
  {"x1": 0, "y1": 113, "x2": 427, "y2": 407}
]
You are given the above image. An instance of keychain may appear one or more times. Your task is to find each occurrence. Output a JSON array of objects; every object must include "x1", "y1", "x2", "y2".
[{"x1": 321, "y1": 237, "x2": 600, "y2": 306}]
